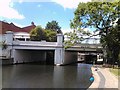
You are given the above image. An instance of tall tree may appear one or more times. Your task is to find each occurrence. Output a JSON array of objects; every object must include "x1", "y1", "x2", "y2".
[
  {"x1": 45, "y1": 20, "x2": 62, "y2": 34},
  {"x1": 71, "y1": 1, "x2": 118, "y2": 30},
  {"x1": 30, "y1": 26, "x2": 57, "y2": 42},
  {"x1": 69, "y1": 1, "x2": 119, "y2": 64},
  {"x1": 30, "y1": 26, "x2": 46, "y2": 41},
  {"x1": 101, "y1": 20, "x2": 120, "y2": 67},
  {"x1": 44, "y1": 29, "x2": 57, "y2": 42}
]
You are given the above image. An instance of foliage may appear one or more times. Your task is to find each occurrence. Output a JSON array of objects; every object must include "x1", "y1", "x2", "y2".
[
  {"x1": 0, "y1": 41, "x2": 7, "y2": 50},
  {"x1": 71, "y1": 1, "x2": 119, "y2": 30},
  {"x1": 44, "y1": 29, "x2": 57, "y2": 42},
  {"x1": 45, "y1": 20, "x2": 62, "y2": 33},
  {"x1": 30, "y1": 26, "x2": 46, "y2": 41},
  {"x1": 101, "y1": 20, "x2": 120, "y2": 65},
  {"x1": 30, "y1": 25, "x2": 58, "y2": 42},
  {"x1": 64, "y1": 31, "x2": 77, "y2": 49},
  {"x1": 69, "y1": 1, "x2": 119, "y2": 65},
  {"x1": 30, "y1": 21, "x2": 62, "y2": 42},
  {"x1": 110, "y1": 68, "x2": 120, "y2": 76},
  {"x1": 64, "y1": 29, "x2": 91, "y2": 48}
]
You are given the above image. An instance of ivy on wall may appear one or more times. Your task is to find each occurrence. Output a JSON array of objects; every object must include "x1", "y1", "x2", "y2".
[{"x1": 0, "y1": 41, "x2": 7, "y2": 50}]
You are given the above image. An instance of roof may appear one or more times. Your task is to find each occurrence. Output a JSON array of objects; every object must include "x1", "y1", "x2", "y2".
[{"x1": 0, "y1": 21, "x2": 36, "y2": 34}]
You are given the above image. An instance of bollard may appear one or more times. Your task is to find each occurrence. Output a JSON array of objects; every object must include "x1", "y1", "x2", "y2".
[{"x1": 90, "y1": 76, "x2": 94, "y2": 82}]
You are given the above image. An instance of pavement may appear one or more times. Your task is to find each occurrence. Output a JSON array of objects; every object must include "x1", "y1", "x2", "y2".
[{"x1": 89, "y1": 66, "x2": 119, "y2": 89}]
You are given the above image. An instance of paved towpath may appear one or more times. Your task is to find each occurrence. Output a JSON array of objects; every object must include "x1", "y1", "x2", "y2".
[{"x1": 89, "y1": 66, "x2": 119, "y2": 89}]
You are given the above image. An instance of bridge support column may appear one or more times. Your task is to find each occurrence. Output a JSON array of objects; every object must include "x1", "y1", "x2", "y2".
[
  {"x1": 5, "y1": 31, "x2": 14, "y2": 61},
  {"x1": 5, "y1": 31, "x2": 13, "y2": 45},
  {"x1": 55, "y1": 34, "x2": 64, "y2": 65},
  {"x1": 55, "y1": 48, "x2": 64, "y2": 65},
  {"x1": 12, "y1": 49, "x2": 16, "y2": 63}
]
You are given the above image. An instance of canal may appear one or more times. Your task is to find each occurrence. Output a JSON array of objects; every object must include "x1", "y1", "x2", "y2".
[{"x1": 2, "y1": 63, "x2": 93, "y2": 88}]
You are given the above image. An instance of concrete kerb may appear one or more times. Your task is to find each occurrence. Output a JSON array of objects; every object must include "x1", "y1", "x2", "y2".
[
  {"x1": 89, "y1": 66, "x2": 119, "y2": 89},
  {"x1": 89, "y1": 66, "x2": 100, "y2": 88}
]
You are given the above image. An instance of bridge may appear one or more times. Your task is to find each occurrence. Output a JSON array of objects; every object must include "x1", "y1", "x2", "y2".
[
  {"x1": 66, "y1": 43, "x2": 102, "y2": 52},
  {"x1": 1, "y1": 31, "x2": 103, "y2": 65},
  {"x1": 65, "y1": 44, "x2": 103, "y2": 64}
]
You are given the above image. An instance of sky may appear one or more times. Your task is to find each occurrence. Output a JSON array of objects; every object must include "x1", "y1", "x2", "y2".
[{"x1": 0, "y1": 0, "x2": 92, "y2": 34}]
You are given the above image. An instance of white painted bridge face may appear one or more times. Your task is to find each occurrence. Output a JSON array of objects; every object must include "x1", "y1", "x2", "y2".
[
  {"x1": 12, "y1": 41, "x2": 102, "y2": 51},
  {"x1": 10, "y1": 41, "x2": 102, "y2": 65},
  {"x1": 66, "y1": 44, "x2": 102, "y2": 52},
  {"x1": 4, "y1": 31, "x2": 102, "y2": 65},
  {"x1": 11, "y1": 40, "x2": 64, "y2": 65},
  {"x1": 5, "y1": 31, "x2": 64, "y2": 65},
  {"x1": 12, "y1": 41, "x2": 63, "y2": 50}
]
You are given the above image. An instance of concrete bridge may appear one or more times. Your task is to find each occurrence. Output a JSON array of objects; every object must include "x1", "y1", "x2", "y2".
[
  {"x1": 66, "y1": 44, "x2": 102, "y2": 52},
  {"x1": 1, "y1": 31, "x2": 103, "y2": 65},
  {"x1": 65, "y1": 44, "x2": 103, "y2": 64},
  {"x1": 2, "y1": 31, "x2": 65, "y2": 65}
]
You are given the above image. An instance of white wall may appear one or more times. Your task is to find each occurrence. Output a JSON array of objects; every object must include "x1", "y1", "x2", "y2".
[
  {"x1": 14, "y1": 32, "x2": 30, "y2": 41},
  {"x1": 0, "y1": 34, "x2": 6, "y2": 42}
]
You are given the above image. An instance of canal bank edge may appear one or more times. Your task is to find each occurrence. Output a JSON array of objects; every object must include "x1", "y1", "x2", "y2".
[
  {"x1": 88, "y1": 67, "x2": 119, "y2": 89},
  {"x1": 88, "y1": 67, "x2": 100, "y2": 88}
]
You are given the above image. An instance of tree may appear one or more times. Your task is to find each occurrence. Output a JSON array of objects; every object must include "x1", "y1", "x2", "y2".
[
  {"x1": 30, "y1": 26, "x2": 57, "y2": 42},
  {"x1": 44, "y1": 29, "x2": 57, "y2": 42},
  {"x1": 101, "y1": 20, "x2": 120, "y2": 67},
  {"x1": 71, "y1": 1, "x2": 119, "y2": 31},
  {"x1": 69, "y1": 1, "x2": 119, "y2": 64},
  {"x1": 64, "y1": 29, "x2": 91, "y2": 48},
  {"x1": 45, "y1": 20, "x2": 62, "y2": 33},
  {"x1": 30, "y1": 26, "x2": 46, "y2": 41}
]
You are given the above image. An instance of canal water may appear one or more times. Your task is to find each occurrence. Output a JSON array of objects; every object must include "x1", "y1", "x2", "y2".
[{"x1": 2, "y1": 63, "x2": 93, "y2": 88}]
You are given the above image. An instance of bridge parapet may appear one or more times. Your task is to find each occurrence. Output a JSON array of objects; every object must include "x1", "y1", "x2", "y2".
[
  {"x1": 13, "y1": 41, "x2": 59, "y2": 47},
  {"x1": 72, "y1": 44, "x2": 102, "y2": 49},
  {"x1": 65, "y1": 43, "x2": 103, "y2": 52},
  {"x1": 5, "y1": 31, "x2": 64, "y2": 48}
]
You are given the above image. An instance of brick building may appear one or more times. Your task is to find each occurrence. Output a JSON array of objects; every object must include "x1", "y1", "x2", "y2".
[{"x1": 0, "y1": 21, "x2": 36, "y2": 41}]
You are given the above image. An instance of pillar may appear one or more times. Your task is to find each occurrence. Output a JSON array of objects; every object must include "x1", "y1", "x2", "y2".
[
  {"x1": 5, "y1": 31, "x2": 13, "y2": 60},
  {"x1": 57, "y1": 34, "x2": 63, "y2": 45},
  {"x1": 5, "y1": 31, "x2": 13, "y2": 45},
  {"x1": 54, "y1": 34, "x2": 64, "y2": 65},
  {"x1": 55, "y1": 48, "x2": 64, "y2": 65}
]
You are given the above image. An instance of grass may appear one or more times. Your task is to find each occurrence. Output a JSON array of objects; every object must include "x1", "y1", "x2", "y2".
[{"x1": 109, "y1": 68, "x2": 120, "y2": 76}]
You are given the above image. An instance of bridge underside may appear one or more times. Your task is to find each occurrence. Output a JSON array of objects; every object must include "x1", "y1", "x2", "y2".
[
  {"x1": 13, "y1": 49, "x2": 55, "y2": 65},
  {"x1": 65, "y1": 49, "x2": 103, "y2": 64},
  {"x1": 78, "y1": 54, "x2": 96, "y2": 64},
  {"x1": 12, "y1": 49, "x2": 103, "y2": 65}
]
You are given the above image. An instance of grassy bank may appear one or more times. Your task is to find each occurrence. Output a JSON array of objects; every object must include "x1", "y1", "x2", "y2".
[{"x1": 109, "y1": 68, "x2": 120, "y2": 76}]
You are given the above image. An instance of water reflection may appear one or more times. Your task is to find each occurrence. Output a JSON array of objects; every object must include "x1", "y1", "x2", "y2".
[{"x1": 2, "y1": 63, "x2": 92, "y2": 88}]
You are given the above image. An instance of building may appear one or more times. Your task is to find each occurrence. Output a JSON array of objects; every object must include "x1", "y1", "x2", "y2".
[{"x1": 0, "y1": 21, "x2": 36, "y2": 41}]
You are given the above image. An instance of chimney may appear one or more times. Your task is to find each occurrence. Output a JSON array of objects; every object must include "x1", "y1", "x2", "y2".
[{"x1": 31, "y1": 22, "x2": 34, "y2": 25}]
